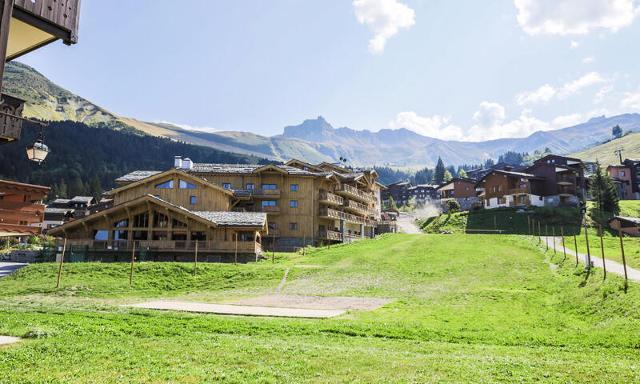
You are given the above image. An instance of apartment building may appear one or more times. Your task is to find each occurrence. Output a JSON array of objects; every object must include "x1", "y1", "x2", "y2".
[
  {"x1": 0, "y1": 179, "x2": 49, "y2": 236},
  {"x1": 381, "y1": 181, "x2": 410, "y2": 206},
  {"x1": 48, "y1": 157, "x2": 382, "y2": 257}
]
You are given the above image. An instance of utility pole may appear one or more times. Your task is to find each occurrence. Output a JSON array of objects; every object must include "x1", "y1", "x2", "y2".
[{"x1": 614, "y1": 148, "x2": 624, "y2": 165}]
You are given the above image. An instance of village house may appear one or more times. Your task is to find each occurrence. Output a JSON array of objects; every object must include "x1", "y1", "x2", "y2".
[
  {"x1": 607, "y1": 164, "x2": 635, "y2": 200},
  {"x1": 436, "y1": 178, "x2": 479, "y2": 210},
  {"x1": 408, "y1": 184, "x2": 438, "y2": 202},
  {"x1": 476, "y1": 170, "x2": 542, "y2": 209},
  {"x1": 381, "y1": 181, "x2": 410, "y2": 206},
  {"x1": 0, "y1": 179, "x2": 49, "y2": 237},
  {"x1": 621, "y1": 158, "x2": 640, "y2": 199},
  {"x1": 48, "y1": 157, "x2": 382, "y2": 259},
  {"x1": 0, "y1": 0, "x2": 81, "y2": 144},
  {"x1": 608, "y1": 216, "x2": 640, "y2": 237}
]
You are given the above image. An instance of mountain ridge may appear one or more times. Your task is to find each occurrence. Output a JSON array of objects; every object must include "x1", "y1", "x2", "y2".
[{"x1": 5, "y1": 61, "x2": 640, "y2": 167}]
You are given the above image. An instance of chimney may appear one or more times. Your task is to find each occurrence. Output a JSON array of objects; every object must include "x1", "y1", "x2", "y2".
[
  {"x1": 182, "y1": 157, "x2": 193, "y2": 170},
  {"x1": 174, "y1": 156, "x2": 183, "y2": 168}
]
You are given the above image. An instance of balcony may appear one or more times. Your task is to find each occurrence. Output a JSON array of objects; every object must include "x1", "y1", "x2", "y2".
[
  {"x1": 335, "y1": 184, "x2": 376, "y2": 204},
  {"x1": 319, "y1": 207, "x2": 342, "y2": 220},
  {"x1": 59, "y1": 239, "x2": 263, "y2": 255},
  {"x1": 556, "y1": 176, "x2": 576, "y2": 186},
  {"x1": 319, "y1": 207, "x2": 376, "y2": 226},
  {"x1": 343, "y1": 199, "x2": 370, "y2": 216},
  {"x1": 233, "y1": 189, "x2": 280, "y2": 198},
  {"x1": 317, "y1": 230, "x2": 342, "y2": 241},
  {"x1": 319, "y1": 190, "x2": 344, "y2": 206},
  {"x1": 508, "y1": 187, "x2": 530, "y2": 195},
  {"x1": 0, "y1": 94, "x2": 25, "y2": 143},
  {"x1": 260, "y1": 206, "x2": 280, "y2": 214}
]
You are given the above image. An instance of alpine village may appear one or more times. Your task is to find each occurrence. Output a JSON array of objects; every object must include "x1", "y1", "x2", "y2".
[{"x1": 1, "y1": 1, "x2": 640, "y2": 383}]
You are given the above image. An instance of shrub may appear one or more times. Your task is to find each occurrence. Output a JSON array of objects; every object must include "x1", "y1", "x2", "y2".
[{"x1": 446, "y1": 199, "x2": 461, "y2": 213}]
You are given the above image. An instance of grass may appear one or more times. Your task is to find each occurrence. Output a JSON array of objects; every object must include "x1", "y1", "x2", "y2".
[
  {"x1": 0, "y1": 234, "x2": 639, "y2": 382},
  {"x1": 571, "y1": 131, "x2": 640, "y2": 166}
]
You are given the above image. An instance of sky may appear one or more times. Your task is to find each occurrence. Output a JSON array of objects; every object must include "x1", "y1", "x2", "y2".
[{"x1": 18, "y1": 0, "x2": 640, "y2": 142}]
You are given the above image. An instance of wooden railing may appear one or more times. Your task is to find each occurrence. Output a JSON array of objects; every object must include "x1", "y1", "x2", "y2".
[
  {"x1": 60, "y1": 239, "x2": 263, "y2": 254},
  {"x1": 317, "y1": 230, "x2": 342, "y2": 241},
  {"x1": 234, "y1": 189, "x2": 281, "y2": 198},
  {"x1": 319, "y1": 207, "x2": 376, "y2": 226},
  {"x1": 0, "y1": 94, "x2": 25, "y2": 143},
  {"x1": 344, "y1": 199, "x2": 369, "y2": 215},
  {"x1": 508, "y1": 187, "x2": 530, "y2": 195},
  {"x1": 260, "y1": 206, "x2": 280, "y2": 213},
  {"x1": 335, "y1": 184, "x2": 376, "y2": 203},
  {"x1": 319, "y1": 190, "x2": 344, "y2": 206}
]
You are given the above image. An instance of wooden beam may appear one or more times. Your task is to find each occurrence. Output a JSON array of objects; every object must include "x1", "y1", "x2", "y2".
[{"x1": 0, "y1": 0, "x2": 14, "y2": 94}]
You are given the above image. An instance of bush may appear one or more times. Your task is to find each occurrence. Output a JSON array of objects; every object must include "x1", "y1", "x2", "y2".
[{"x1": 446, "y1": 199, "x2": 461, "y2": 213}]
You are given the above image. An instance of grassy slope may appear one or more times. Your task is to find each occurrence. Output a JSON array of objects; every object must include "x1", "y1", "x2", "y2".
[
  {"x1": 571, "y1": 132, "x2": 640, "y2": 165},
  {"x1": 0, "y1": 234, "x2": 639, "y2": 382}
]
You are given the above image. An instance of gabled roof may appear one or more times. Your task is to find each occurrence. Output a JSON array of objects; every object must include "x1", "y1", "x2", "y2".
[
  {"x1": 476, "y1": 170, "x2": 535, "y2": 184},
  {"x1": 70, "y1": 196, "x2": 96, "y2": 204},
  {"x1": 106, "y1": 168, "x2": 234, "y2": 197},
  {"x1": 192, "y1": 211, "x2": 267, "y2": 227},
  {"x1": 115, "y1": 171, "x2": 162, "y2": 183}
]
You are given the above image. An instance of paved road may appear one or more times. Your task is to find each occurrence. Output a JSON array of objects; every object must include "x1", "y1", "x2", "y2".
[
  {"x1": 543, "y1": 236, "x2": 640, "y2": 283},
  {"x1": 396, "y1": 213, "x2": 423, "y2": 234},
  {"x1": 0, "y1": 262, "x2": 27, "y2": 279}
]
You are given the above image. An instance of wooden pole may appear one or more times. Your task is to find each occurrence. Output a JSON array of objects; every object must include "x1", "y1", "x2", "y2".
[
  {"x1": 561, "y1": 227, "x2": 567, "y2": 262},
  {"x1": 545, "y1": 224, "x2": 548, "y2": 250},
  {"x1": 194, "y1": 240, "x2": 198, "y2": 275},
  {"x1": 573, "y1": 234, "x2": 579, "y2": 267},
  {"x1": 234, "y1": 233, "x2": 238, "y2": 265},
  {"x1": 55, "y1": 238, "x2": 67, "y2": 288},
  {"x1": 527, "y1": 216, "x2": 531, "y2": 236},
  {"x1": 538, "y1": 221, "x2": 541, "y2": 244},
  {"x1": 302, "y1": 234, "x2": 306, "y2": 256},
  {"x1": 129, "y1": 241, "x2": 135, "y2": 286},
  {"x1": 599, "y1": 225, "x2": 606, "y2": 280},
  {"x1": 494, "y1": 215, "x2": 497, "y2": 230},
  {"x1": 619, "y1": 228, "x2": 629, "y2": 291},
  {"x1": 584, "y1": 222, "x2": 591, "y2": 272},
  {"x1": 552, "y1": 226, "x2": 556, "y2": 255}
]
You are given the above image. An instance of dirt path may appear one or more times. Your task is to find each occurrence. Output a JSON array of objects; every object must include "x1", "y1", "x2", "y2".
[
  {"x1": 543, "y1": 236, "x2": 640, "y2": 283},
  {"x1": 0, "y1": 336, "x2": 20, "y2": 346},
  {"x1": 396, "y1": 213, "x2": 422, "y2": 234}
]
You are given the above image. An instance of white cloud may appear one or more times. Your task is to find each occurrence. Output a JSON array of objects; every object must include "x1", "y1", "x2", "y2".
[
  {"x1": 514, "y1": 0, "x2": 638, "y2": 36},
  {"x1": 516, "y1": 72, "x2": 606, "y2": 105},
  {"x1": 467, "y1": 102, "x2": 552, "y2": 141},
  {"x1": 353, "y1": 0, "x2": 416, "y2": 54},
  {"x1": 389, "y1": 111, "x2": 464, "y2": 140},
  {"x1": 516, "y1": 84, "x2": 556, "y2": 105},
  {"x1": 551, "y1": 113, "x2": 584, "y2": 127},
  {"x1": 582, "y1": 56, "x2": 595, "y2": 64},
  {"x1": 621, "y1": 92, "x2": 640, "y2": 110},
  {"x1": 594, "y1": 85, "x2": 613, "y2": 103},
  {"x1": 570, "y1": 40, "x2": 580, "y2": 48}
]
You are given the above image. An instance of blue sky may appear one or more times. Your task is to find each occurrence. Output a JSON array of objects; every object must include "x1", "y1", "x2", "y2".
[{"x1": 19, "y1": 0, "x2": 640, "y2": 141}]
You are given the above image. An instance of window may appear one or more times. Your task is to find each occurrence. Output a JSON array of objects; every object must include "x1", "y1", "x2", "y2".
[
  {"x1": 93, "y1": 230, "x2": 108, "y2": 241},
  {"x1": 268, "y1": 222, "x2": 278, "y2": 231},
  {"x1": 246, "y1": 183, "x2": 255, "y2": 190},
  {"x1": 262, "y1": 200, "x2": 277, "y2": 207},
  {"x1": 262, "y1": 184, "x2": 278, "y2": 190},
  {"x1": 190, "y1": 195, "x2": 197, "y2": 205},
  {"x1": 179, "y1": 179, "x2": 196, "y2": 189},
  {"x1": 133, "y1": 212, "x2": 149, "y2": 228},
  {"x1": 113, "y1": 230, "x2": 128, "y2": 240},
  {"x1": 222, "y1": 183, "x2": 232, "y2": 189},
  {"x1": 172, "y1": 218, "x2": 187, "y2": 228},
  {"x1": 153, "y1": 212, "x2": 169, "y2": 228},
  {"x1": 114, "y1": 219, "x2": 129, "y2": 228},
  {"x1": 155, "y1": 180, "x2": 174, "y2": 189},
  {"x1": 289, "y1": 222, "x2": 299, "y2": 231},
  {"x1": 621, "y1": 171, "x2": 626, "y2": 177},
  {"x1": 191, "y1": 232, "x2": 207, "y2": 241},
  {"x1": 290, "y1": 184, "x2": 299, "y2": 192},
  {"x1": 289, "y1": 200, "x2": 298, "y2": 208}
]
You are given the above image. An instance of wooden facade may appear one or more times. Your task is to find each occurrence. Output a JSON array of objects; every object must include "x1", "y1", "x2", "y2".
[
  {"x1": 0, "y1": 0, "x2": 81, "y2": 142},
  {"x1": 0, "y1": 179, "x2": 49, "y2": 236}
]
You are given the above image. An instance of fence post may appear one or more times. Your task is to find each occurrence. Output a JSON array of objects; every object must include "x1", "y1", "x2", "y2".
[
  {"x1": 129, "y1": 241, "x2": 136, "y2": 286},
  {"x1": 599, "y1": 225, "x2": 606, "y2": 280},
  {"x1": 545, "y1": 224, "x2": 548, "y2": 250},
  {"x1": 561, "y1": 226, "x2": 567, "y2": 262},
  {"x1": 583, "y1": 222, "x2": 591, "y2": 272},
  {"x1": 194, "y1": 240, "x2": 198, "y2": 276},
  {"x1": 55, "y1": 238, "x2": 67, "y2": 288},
  {"x1": 538, "y1": 221, "x2": 541, "y2": 244},
  {"x1": 619, "y1": 228, "x2": 629, "y2": 292},
  {"x1": 234, "y1": 233, "x2": 238, "y2": 265},
  {"x1": 552, "y1": 226, "x2": 556, "y2": 256},
  {"x1": 527, "y1": 216, "x2": 531, "y2": 236},
  {"x1": 302, "y1": 234, "x2": 306, "y2": 256},
  {"x1": 494, "y1": 215, "x2": 497, "y2": 230},
  {"x1": 573, "y1": 234, "x2": 579, "y2": 267}
]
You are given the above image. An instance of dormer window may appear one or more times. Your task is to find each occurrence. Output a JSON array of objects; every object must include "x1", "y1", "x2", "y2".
[
  {"x1": 155, "y1": 180, "x2": 174, "y2": 189},
  {"x1": 222, "y1": 183, "x2": 232, "y2": 189}
]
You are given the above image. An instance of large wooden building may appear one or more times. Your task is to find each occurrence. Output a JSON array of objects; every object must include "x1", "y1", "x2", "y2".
[
  {"x1": 0, "y1": 179, "x2": 49, "y2": 237},
  {"x1": 48, "y1": 157, "x2": 382, "y2": 258},
  {"x1": 0, "y1": 0, "x2": 81, "y2": 143}
]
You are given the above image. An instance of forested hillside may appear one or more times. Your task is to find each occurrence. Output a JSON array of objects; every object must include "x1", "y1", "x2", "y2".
[{"x1": 0, "y1": 121, "x2": 266, "y2": 200}]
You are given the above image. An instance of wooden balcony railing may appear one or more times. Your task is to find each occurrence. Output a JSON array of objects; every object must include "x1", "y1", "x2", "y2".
[
  {"x1": 317, "y1": 230, "x2": 342, "y2": 241},
  {"x1": 319, "y1": 190, "x2": 344, "y2": 206},
  {"x1": 0, "y1": 94, "x2": 25, "y2": 143},
  {"x1": 60, "y1": 239, "x2": 263, "y2": 254},
  {"x1": 319, "y1": 207, "x2": 376, "y2": 226},
  {"x1": 335, "y1": 184, "x2": 376, "y2": 204},
  {"x1": 234, "y1": 189, "x2": 280, "y2": 198},
  {"x1": 260, "y1": 206, "x2": 280, "y2": 213},
  {"x1": 343, "y1": 199, "x2": 369, "y2": 215},
  {"x1": 508, "y1": 187, "x2": 530, "y2": 195}
]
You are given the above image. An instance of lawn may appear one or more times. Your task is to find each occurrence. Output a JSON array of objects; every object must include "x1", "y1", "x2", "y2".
[{"x1": 0, "y1": 234, "x2": 639, "y2": 383}]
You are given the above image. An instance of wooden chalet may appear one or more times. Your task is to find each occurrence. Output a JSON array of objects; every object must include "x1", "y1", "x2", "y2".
[
  {"x1": 0, "y1": 0, "x2": 81, "y2": 142},
  {"x1": 0, "y1": 179, "x2": 49, "y2": 237},
  {"x1": 48, "y1": 157, "x2": 382, "y2": 258},
  {"x1": 608, "y1": 216, "x2": 640, "y2": 237},
  {"x1": 607, "y1": 164, "x2": 635, "y2": 200}
]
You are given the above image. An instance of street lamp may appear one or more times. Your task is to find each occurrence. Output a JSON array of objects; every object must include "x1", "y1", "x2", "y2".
[{"x1": 26, "y1": 133, "x2": 49, "y2": 164}]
